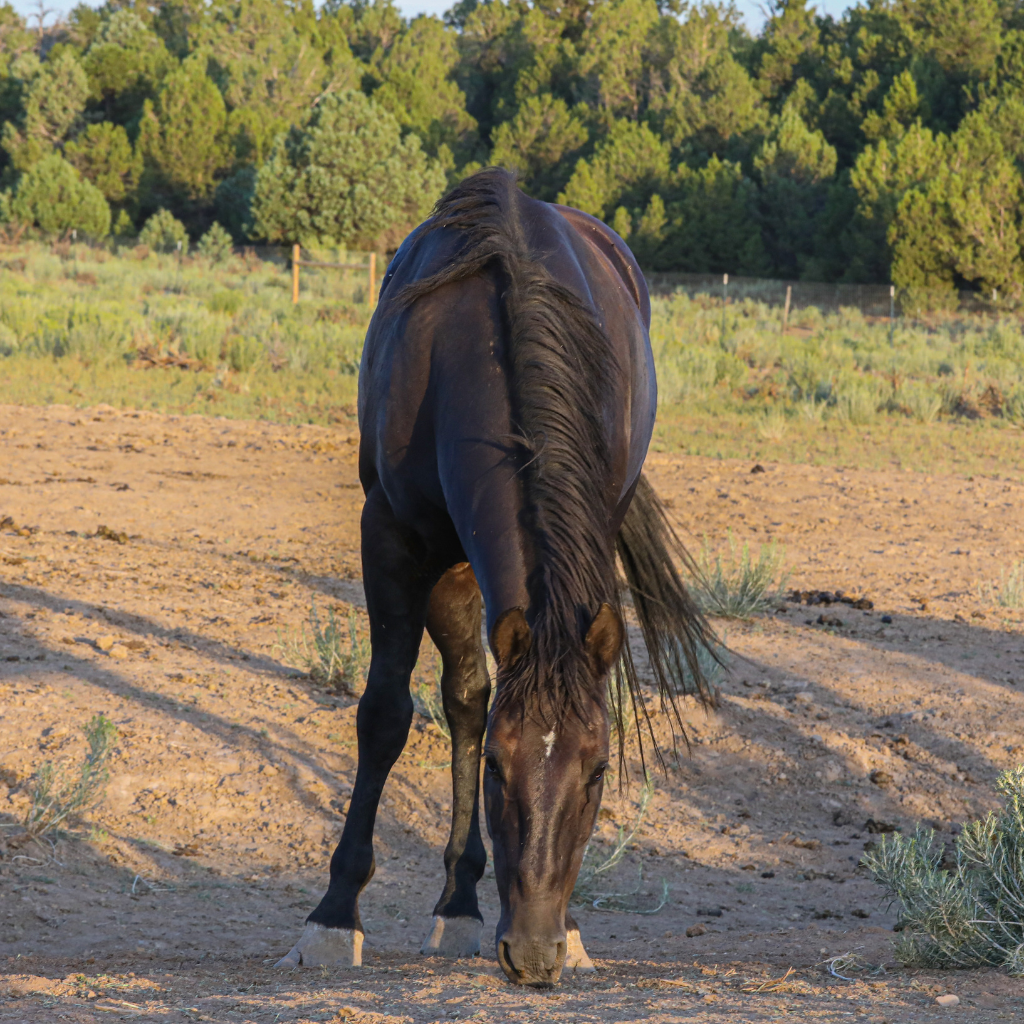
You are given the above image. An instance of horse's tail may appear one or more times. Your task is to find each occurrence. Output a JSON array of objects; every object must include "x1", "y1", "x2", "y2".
[{"x1": 613, "y1": 472, "x2": 719, "y2": 767}]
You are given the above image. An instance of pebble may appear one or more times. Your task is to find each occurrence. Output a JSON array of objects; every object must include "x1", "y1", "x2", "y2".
[
  {"x1": 935, "y1": 994, "x2": 959, "y2": 1007},
  {"x1": 686, "y1": 923, "x2": 706, "y2": 937},
  {"x1": 109, "y1": 646, "x2": 128, "y2": 660},
  {"x1": 97, "y1": 635, "x2": 116, "y2": 651}
]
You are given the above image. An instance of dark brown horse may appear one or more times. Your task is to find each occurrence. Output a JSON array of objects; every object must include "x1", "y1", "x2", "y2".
[{"x1": 278, "y1": 169, "x2": 713, "y2": 985}]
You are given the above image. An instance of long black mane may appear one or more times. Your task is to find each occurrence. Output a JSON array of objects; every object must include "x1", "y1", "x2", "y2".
[
  {"x1": 400, "y1": 169, "x2": 619, "y2": 721},
  {"x1": 400, "y1": 169, "x2": 717, "y2": 764}
]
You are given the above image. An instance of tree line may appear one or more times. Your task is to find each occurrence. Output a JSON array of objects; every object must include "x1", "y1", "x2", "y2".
[{"x1": 1, "y1": 0, "x2": 1023, "y2": 303}]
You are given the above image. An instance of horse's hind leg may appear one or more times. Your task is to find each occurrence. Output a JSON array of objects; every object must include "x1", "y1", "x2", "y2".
[
  {"x1": 278, "y1": 486, "x2": 434, "y2": 968},
  {"x1": 420, "y1": 562, "x2": 490, "y2": 957}
]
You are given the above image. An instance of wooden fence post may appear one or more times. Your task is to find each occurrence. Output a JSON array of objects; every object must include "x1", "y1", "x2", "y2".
[
  {"x1": 368, "y1": 252, "x2": 376, "y2": 306},
  {"x1": 292, "y1": 244, "x2": 300, "y2": 304},
  {"x1": 781, "y1": 284, "x2": 792, "y2": 334}
]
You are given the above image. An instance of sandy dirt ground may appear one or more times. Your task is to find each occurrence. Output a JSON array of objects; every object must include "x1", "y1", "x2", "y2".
[{"x1": 1, "y1": 402, "x2": 1023, "y2": 1023}]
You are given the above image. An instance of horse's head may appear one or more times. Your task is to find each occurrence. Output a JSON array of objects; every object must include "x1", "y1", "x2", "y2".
[{"x1": 484, "y1": 603, "x2": 622, "y2": 986}]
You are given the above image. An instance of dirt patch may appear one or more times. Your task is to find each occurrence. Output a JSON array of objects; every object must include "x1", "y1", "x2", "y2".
[{"x1": 1, "y1": 403, "x2": 1023, "y2": 1022}]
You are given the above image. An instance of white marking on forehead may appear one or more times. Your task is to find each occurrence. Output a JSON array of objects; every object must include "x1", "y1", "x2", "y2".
[{"x1": 543, "y1": 729, "x2": 556, "y2": 758}]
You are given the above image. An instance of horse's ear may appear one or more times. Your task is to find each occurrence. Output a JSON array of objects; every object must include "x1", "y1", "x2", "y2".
[
  {"x1": 491, "y1": 608, "x2": 532, "y2": 671},
  {"x1": 584, "y1": 603, "x2": 623, "y2": 677}
]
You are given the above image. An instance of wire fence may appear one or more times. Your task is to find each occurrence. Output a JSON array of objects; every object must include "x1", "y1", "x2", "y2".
[
  {"x1": 8, "y1": 225, "x2": 1012, "y2": 322},
  {"x1": 645, "y1": 271, "x2": 1005, "y2": 320}
]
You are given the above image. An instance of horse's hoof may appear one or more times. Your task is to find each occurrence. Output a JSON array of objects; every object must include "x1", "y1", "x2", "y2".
[
  {"x1": 276, "y1": 922, "x2": 363, "y2": 967},
  {"x1": 420, "y1": 916, "x2": 482, "y2": 957},
  {"x1": 565, "y1": 928, "x2": 595, "y2": 972}
]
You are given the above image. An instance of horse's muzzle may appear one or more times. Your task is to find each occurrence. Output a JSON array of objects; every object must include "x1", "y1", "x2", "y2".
[{"x1": 496, "y1": 931, "x2": 567, "y2": 986}]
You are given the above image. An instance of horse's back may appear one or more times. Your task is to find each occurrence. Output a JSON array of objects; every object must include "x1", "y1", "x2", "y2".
[{"x1": 358, "y1": 183, "x2": 655, "y2": 568}]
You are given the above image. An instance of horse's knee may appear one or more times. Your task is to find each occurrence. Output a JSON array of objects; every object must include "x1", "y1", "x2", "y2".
[{"x1": 441, "y1": 665, "x2": 490, "y2": 720}]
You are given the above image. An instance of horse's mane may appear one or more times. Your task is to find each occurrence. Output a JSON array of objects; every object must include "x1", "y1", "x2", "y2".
[{"x1": 399, "y1": 168, "x2": 619, "y2": 721}]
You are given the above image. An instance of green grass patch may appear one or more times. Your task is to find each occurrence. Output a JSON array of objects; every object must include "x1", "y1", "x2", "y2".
[{"x1": 2, "y1": 243, "x2": 1024, "y2": 476}]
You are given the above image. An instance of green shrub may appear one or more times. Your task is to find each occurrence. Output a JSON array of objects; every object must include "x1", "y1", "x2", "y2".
[
  {"x1": 1005, "y1": 386, "x2": 1024, "y2": 425},
  {"x1": 197, "y1": 221, "x2": 233, "y2": 263},
  {"x1": 834, "y1": 382, "x2": 879, "y2": 424},
  {"x1": 139, "y1": 208, "x2": 189, "y2": 254},
  {"x1": 10, "y1": 154, "x2": 111, "y2": 238},
  {"x1": 864, "y1": 766, "x2": 1024, "y2": 974},
  {"x1": 756, "y1": 406, "x2": 788, "y2": 440},
  {"x1": 901, "y1": 382, "x2": 943, "y2": 424}
]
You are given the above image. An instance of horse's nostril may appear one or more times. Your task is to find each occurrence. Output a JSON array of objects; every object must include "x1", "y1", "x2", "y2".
[
  {"x1": 554, "y1": 940, "x2": 566, "y2": 971},
  {"x1": 499, "y1": 941, "x2": 518, "y2": 978}
]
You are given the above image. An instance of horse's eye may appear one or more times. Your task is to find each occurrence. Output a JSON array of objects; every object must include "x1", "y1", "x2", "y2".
[
  {"x1": 589, "y1": 764, "x2": 607, "y2": 785},
  {"x1": 485, "y1": 756, "x2": 502, "y2": 779}
]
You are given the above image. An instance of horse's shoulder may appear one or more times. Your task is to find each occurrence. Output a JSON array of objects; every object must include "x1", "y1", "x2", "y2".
[{"x1": 548, "y1": 204, "x2": 651, "y2": 329}]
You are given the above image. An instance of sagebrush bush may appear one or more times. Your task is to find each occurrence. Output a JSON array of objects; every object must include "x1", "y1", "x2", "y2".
[
  {"x1": 24, "y1": 714, "x2": 118, "y2": 837},
  {"x1": 864, "y1": 766, "x2": 1024, "y2": 974},
  {"x1": 692, "y1": 533, "x2": 787, "y2": 618},
  {"x1": 277, "y1": 601, "x2": 369, "y2": 695},
  {"x1": 3, "y1": 241, "x2": 1024, "y2": 447}
]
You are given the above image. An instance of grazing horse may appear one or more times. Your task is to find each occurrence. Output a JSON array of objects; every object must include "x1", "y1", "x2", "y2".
[{"x1": 279, "y1": 169, "x2": 713, "y2": 985}]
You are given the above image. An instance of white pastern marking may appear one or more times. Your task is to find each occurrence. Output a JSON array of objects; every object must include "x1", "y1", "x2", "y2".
[{"x1": 543, "y1": 729, "x2": 556, "y2": 758}]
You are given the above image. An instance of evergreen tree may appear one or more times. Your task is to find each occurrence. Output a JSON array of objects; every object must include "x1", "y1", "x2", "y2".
[
  {"x1": 370, "y1": 15, "x2": 478, "y2": 160},
  {"x1": 558, "y1": 119, "x2": 671, "y2": 218},
  {"x1": 754, "y1": 106, "x2": 838, "y2": 277},
  {"x1": 490, "y1": 93, "x2": 588, "y2": 200},
  {"x1": 82, "y1": 10, "x2": 176, "y2": 127},
  {"x1": 2, "y1": 49, "x2": 88, "y2": 172},
  {"x1": 136, "y1": 54, "x2": 232, "y2": 221},
  {"x1": 251, "y1": 88, "x2": 446, "y2": 248},
  {"x1": 10, "y1": 152, "x2": 111, "y2": 237},
  {"x1": 64, "y1": 121, "x2": 142, "y2": 206},
  {"x1": 646, "y1": 4, "x2": 767, "y2": 154}
]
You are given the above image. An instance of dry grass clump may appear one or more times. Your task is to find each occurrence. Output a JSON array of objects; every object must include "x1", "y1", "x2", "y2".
[
  {"x1": 995, "y1": 561, "x2": 1024, "y2": 610},
  {"x1": 864, "y1": 765, "x2": 1024, "y2": 974}
]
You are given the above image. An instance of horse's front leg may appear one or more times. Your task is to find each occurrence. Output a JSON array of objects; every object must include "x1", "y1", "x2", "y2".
[
  {"x1": 278, "y1": 487, "x2": 434, "y2": 968},
  {"x1": 420, "y1": 562, "x2": 490, "y2": 957}
]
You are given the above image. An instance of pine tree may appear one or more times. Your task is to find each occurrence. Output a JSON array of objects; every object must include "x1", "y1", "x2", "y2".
[
  {"x1": 490, "y1": 94, "x2": 588, "y2": 200},
  {"x1": 251, "y1": 88, "x2": 446, "y2": 249},
  {"x1": 10, "y1": 153, "x2": 111, "y2": 237},
  {"x1": 64, "y1": 122, "x2": 142, "y2": 205},
  {"x1": 558, "y1": 119, "x2": 671, "y2": 218},
  {"x1": 136, "y1": 54, "x2": 232, "y2": 221}
]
